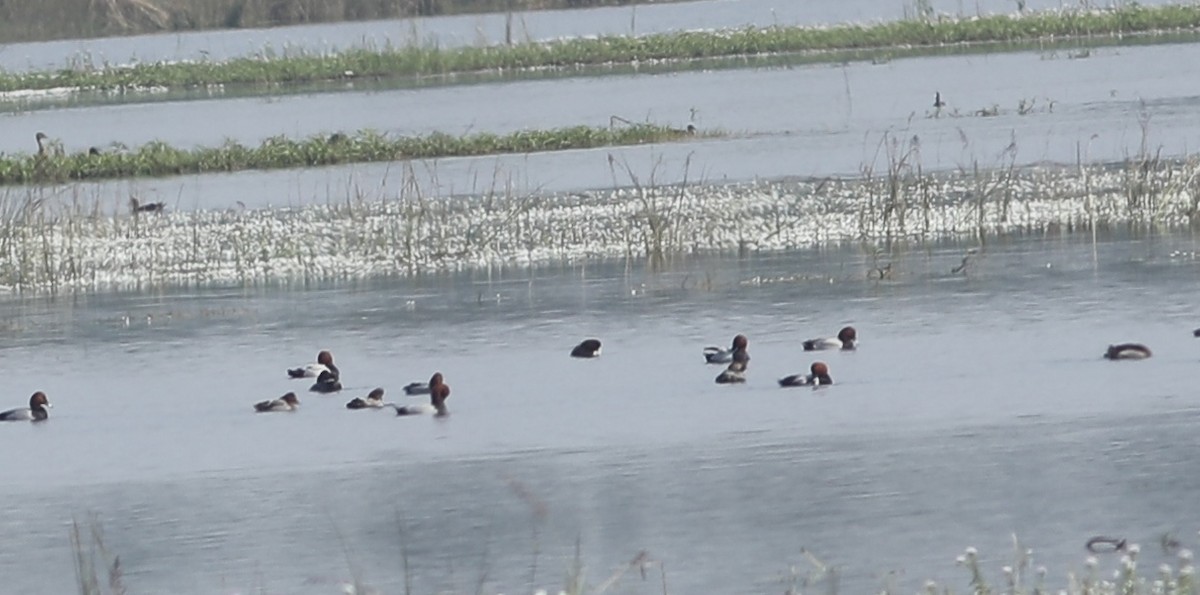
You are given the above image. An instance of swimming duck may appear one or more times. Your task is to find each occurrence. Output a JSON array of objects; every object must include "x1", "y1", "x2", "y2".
[
  {"x1": 288, "y1": 350, "x2": 338, "y2": 379},
  {"x1": 1104, "y1": 343, "x2": 1151, "y2": 360},
  {"x1": 0, "y1": 391, "x2": 51, "y2": 421},
  {"x1": 402, "y1": 381, "x2": 430, "y2": 395},
  {"x1": 130, "y1": 196, "x2": 166, "y2": 214},
  {"x1": 310, "y1": 370, "x2": 343, "y2": 393},
  {"x1": 253, "y1": 392, "x2": 299, "y2": 412},
  {"x1": 704, "y1": 334, "x2": 749, "y2": 364},
  {"x1": 715, "y1": 359, "x2": 748, "y2": 384},
  {"x1": 570, "y1": 339, "x2": 602, "y2": 358},
  {"x1": 388, "y1": 373, "x2": 450, "y2": 416},
  {"x1": 346, "y1": 388, "x2": 386, "y2": 409},
  {"x1": 803, "y1": 326, "x2": 857, "y2": 351},
  {"x1": 779, "y1": 362, "x2": 834, "y2": 387}
]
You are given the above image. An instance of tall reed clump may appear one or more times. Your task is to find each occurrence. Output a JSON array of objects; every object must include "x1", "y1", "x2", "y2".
[
  {"x1": 3, "y1": 4, "x2": 1200, "y2": 93},
  {"x1": 70, "y1": 516, "x2": 125, "y2": 595},
  {"x1": 0, "y1": 124, "x2": 698, "y2": 186}
]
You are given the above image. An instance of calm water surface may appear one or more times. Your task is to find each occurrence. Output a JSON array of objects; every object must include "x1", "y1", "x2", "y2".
[
  {"x1": 8, "y1": 39, "x2": 1200, "y2": 213},
  {"x1": 0, "y1": 230, "x2": 1198, "y2": 593},
  {"x1": 0, "y1": 0, "x2": 1166, "y2": 72}
]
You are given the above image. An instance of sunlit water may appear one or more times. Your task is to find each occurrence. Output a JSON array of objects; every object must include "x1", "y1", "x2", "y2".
[{"x1": 0, "y1": 229, "x2": 1198, "y2": 593}]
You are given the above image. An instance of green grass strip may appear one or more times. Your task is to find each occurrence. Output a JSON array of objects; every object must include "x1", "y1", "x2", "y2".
[
  {"x1": 0, "y1": 124, "x2": 698, "y2": 185},
  {"x1": 2, "y1": 4, "x2": 1199, "y2": 93}
]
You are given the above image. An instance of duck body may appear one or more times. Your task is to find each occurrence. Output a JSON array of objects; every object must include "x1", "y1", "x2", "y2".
[
  {"x1": 402, "y1": 382, "x2": 430, "y2": 396},
  {"x1": 346, "y1": 388, "x2": 386, "y2": 409},
  {"x1": 0, "y1": 392, "x2": 50, "y2": 421},
  {"x1": 288, "y1": 350, "x2": 338, "y2": 379},
  {"x1": 310, "y1": 370, "x2": 343, "y2": 393},
  {"x1": 1104, "y1": 343, "x2": 1151, "y2": 360},
  {"x1": 715, "y1": 360, "x2": 747, "y2": 384},
  {"x1": 802, "y1": 327, "x2": 857, "y2": 351},
  {"x1": 130, "y1": 197, "x2": 166, "y2": 214},
  {"x1": 779, "y1": 362, "x2": 833, "y2": 387},
  {"x1": 704, "y1": 334, "x2": 749, "y2": 364},
  {"x1": 254, "y1": 392, "x2": 300, "y2": 412},
  {"x1": 570, "y1": 339, "x2": 602, "y2": 358},
  {"x1": 390, "y1": 373, "x2": 450, "y2": 416}
]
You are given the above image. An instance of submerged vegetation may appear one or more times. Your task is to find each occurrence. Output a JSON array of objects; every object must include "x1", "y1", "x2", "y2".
[
  {"x1": 0, "y1": 124, "x2": 697, "y2": 185},
  {"x1": 5, "y1": 4, "x2": 1200, "y2": 95},
  {"x1": 1, "y1": 146, "x2": 1199, "y2": 294}
]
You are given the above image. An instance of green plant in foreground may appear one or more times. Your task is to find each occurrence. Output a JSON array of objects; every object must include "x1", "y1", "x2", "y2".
[
  {"x1": 2, "y1": 4, "x2": 1200, "y2": 95},
  {"x1": 0, "y1": 123, "x2": 701, "y2": 185}
]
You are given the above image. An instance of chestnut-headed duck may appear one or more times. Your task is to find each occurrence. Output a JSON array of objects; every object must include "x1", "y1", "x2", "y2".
[
  {"x1": 803, "y1": 327, "x2": 857, "y2": 351},
  {"x1": 346, "y1": 388, "x2": 386, "y2": 409},
  {"x1": 704, "y1": 334, "x2": 749, "y2": 364},
  {"x1": 715, "y1": 360, "x2": 748, "y2": 384},
  {"x1": 1104, "y1": 343, "x2": 1151, "y2": 360},
  {"x1": 570, "y1": 339, "x2": 602, "y2": 358},
  {"x1": 388, "y1": 373, "x2": 450, "y2": 416},
  {"x1": 254, "y1": 392, "x2": 300, "y2": 412},
  {"x1": 0, "y1": 391, "x2": 51, "y2": 421},
  {"x1": 288, "y1": 350, "x2": 339, "y2": 379},
  {"x1": 779, "y1": 362, "x2": 833, "y2": 387},
  {"x1": 310, "y1": 370, "x2": 343, "y2": 393}
]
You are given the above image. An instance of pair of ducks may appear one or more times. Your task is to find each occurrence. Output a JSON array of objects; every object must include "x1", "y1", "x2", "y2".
[
  {"x1": 704, "y1": 326, "x2": 856, "y2": 386},
  {"x1": 262, "y1": 350, "x2": 450, "y2": 416}
]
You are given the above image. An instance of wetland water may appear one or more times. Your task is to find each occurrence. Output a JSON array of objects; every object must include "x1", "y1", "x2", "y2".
[
  {"x1": 8, "y1": 39, "x2": 1200, "y2": 213},
  {"x1": 1, "y1": 1, "x2": 1199, "y2": 593},
  {"x1": 0, "y1": 231, "x2": 1199, "y2": 593},
  {"x1": 0, "y1": 0, "x2": 1178, "y2": 72}
]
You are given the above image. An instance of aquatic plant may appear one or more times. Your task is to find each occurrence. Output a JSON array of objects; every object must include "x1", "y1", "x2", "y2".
[
  {"x1": 70, "y1": 516, "x2": 124, "y2": 595},
  {"x1": 1, "y1": 149, "x2": 1200, "y2": 294},
  {"x1": 3, "y1": 4, "x2": 1200, "y2": 97},
  {"x1": 0, "y1": 124, "x2": 697, "y2": 185}
]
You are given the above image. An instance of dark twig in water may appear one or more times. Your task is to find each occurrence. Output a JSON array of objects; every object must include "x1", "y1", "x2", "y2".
[
  {"x1": 952, "y1": 248, "x2": 977, "y2": 275},
  {"x1": 1086, "y1": 536, "x2": 1127, "y2": 553},
  {"x1": 1161, "y1": 531, "x2": 1182, "y2": 555}
]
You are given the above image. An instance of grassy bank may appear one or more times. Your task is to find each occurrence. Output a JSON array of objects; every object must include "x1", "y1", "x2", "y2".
[
  {"x1": 4, "y1": 123, "x2": 696, "y2": 185},
  {"x1": 4, "y1": 4, "x2": 1200, "y2": 94},
  {"x1": 0, "y1": 0, "x2": 678, "y2": 44}
]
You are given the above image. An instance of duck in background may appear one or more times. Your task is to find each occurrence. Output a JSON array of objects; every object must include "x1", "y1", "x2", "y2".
[
  {"x1": 310, "y1": 370, "x2": 342, "y2": 393},
  {"x1": 254, "y1": 392, "x2": 299, "y2": 412},
  {"x1": 704, "y1": 334, "x2": 749, "y2": 364},
  {"x1": 389, "y1": 373, "x2": 450, "y2": 417},
  {"x1": 779, "y1": 362, "x2": 834, "y2": 387},
  {"x1": 0, "y1": 392, "x2": 51, "y2": 421},
  {"x1": 346, "y1": 388, "x2": 386, "y2": 409},
  {"x1": 803, "y1": 326, "x2": 857, "y2": 351},
  {"x1": 288, "y1": 350, "x2": 338, "y2": 379},
  {"x1": 570, "y1": 339, "x2": 602, "y2": 358},
  {"x1": 1104, "y1": 343, "x2": 1151, "y2": 360},
  {"x1": 715, "y1": 359, "x2": 748, "y2": 384}
]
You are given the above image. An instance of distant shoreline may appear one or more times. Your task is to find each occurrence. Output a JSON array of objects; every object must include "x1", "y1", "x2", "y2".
[{"x1": 0, "y1": 0, "x2": 681, "y2": 44}]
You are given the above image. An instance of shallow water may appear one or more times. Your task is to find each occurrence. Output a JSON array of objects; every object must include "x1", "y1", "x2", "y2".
[
  {"x1": 0, "y1": 229, "x2": 1199, "y2": 593},
  {"x1": 8, "y1": 39, "x2": 1200, "y2": 212},
  {"x1": 0, "y1": 0, "x2": 1169, "y2": 72}
]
